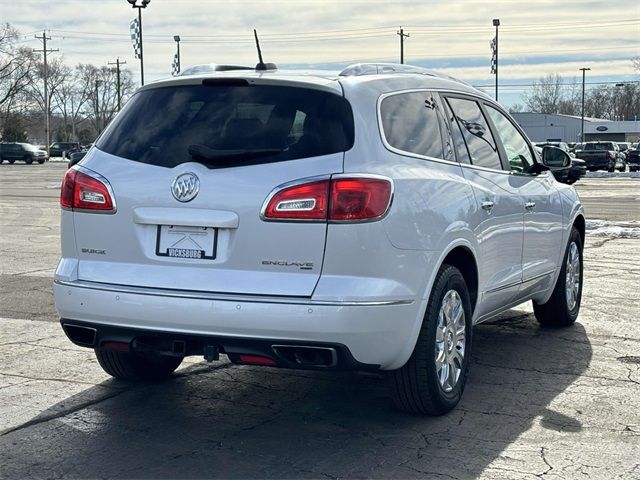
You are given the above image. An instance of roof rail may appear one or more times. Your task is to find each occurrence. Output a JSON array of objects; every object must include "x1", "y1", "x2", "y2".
[
  {"x1": 339, "y1": 63, "x2": 471, "y2": 87},
  {"x1": 179, "y1": 63, "x2": 254, "y2": 76}
]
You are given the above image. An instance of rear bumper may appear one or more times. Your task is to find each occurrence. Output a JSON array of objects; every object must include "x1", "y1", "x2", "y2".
[
  {"x1": 583, "y1": 159, "x2": 611, "y2": 170},
  {"x1": 54, "y1": 280, "x2": 421, "y2": 370}
]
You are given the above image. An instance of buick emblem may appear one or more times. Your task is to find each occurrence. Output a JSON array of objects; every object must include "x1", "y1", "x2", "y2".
[{"x1": 171, "y1": 172, "x2": 200, "y2": 202}]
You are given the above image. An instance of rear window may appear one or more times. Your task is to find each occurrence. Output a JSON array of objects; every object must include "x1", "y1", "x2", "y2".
[
  {"x1": 96, "y1": 83, "x2": 354, "y2": 169},
  {"x1": 584, "y1": 143, "x2": 614, "y2": 150}
]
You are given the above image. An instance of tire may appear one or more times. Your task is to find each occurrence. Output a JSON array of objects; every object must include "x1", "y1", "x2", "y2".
[
  {"x1": 25, "y1": 157, "x2": 33, "y2": 165},
  {"x1": 608, "y1": 164, "x2": 615, "y2": 172},
  {"x1": 8, "y1": 159, "x2": 14, "y2": 164},
  {"x1": 94, "y1": 347, "x2": 183, "y2": 381},
  {"x1": 533, "y1": 226, "x2": 583, "y2": 327},
  {"x1": 389, "y1": 265, "x2": 472, "y2": 415},
  {"x1": 37, "y1": 159, "x2": 45, "y2": 164}
]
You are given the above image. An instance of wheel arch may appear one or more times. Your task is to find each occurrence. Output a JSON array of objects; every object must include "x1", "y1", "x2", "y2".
[
  {"x1": 386, "y1": 239, "x2": 480, "y2": 370},
  {"x1": 573, "y1": 213, "x2": 585, "y2": 245},
  {"x1": 441, "y1": 245, "x2": 479, "y2": 316}
]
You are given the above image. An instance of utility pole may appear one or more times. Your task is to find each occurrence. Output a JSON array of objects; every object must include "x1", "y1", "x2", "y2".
[
  {"x1": 397, "y1": 27, "x2": 409, "y2": 64},
  {"x1": 34, "y1": 31, "x2": 58, "y2": 157},
  {"x1": 95, "y1": 79, "x2": 102, "y2": 135},
  {"x1": 579, "y1": 67, "x2": 591, "y2": 142},
  {"x1": 108, "y1": 58, "x2": 126, "y2": 110}
]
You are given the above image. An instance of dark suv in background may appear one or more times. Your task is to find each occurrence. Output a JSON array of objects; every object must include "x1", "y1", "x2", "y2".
[
  {"x1": 0, "y1": 143, "x2": 48, "y2": 164},
  {"x1": 49, "y1": 142, "x2": 80, "y2": 158}
]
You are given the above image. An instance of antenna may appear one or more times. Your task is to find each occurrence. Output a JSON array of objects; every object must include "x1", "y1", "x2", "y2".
[
  {"x1": 253, "y1": 29, "x2": 276, "y2": 71},
  {"x1": 254, "y1": 29, "x2": 264, "y2": 67}
]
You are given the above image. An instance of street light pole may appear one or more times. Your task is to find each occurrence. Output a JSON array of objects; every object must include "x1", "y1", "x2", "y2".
[
  {"x1": 126, "y1": 0, "x2": 151, "y2": 86},
  {"x1": 492, "y1": 19, "x2": 500, "y2": 101},
  {"x1": 173, "y1": 35, "x2": 181, "y2": 74},
  {"x1": 579, "y1": 67, "x2": 591, "y2": 142}
]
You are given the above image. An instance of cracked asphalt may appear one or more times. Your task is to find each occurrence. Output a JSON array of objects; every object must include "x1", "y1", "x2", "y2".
[{"x1": 1, "y1": 163, "x2": 639, "y2": 479}]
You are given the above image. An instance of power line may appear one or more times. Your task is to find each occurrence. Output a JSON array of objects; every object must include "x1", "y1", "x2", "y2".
[
  {"x1": 473, "y1": 80, "x2": 639, "y2": 88},
  {"x1": 44, "y1": 18, "x2": 639, "y2": 42}
]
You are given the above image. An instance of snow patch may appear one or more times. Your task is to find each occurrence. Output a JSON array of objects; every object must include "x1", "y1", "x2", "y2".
[
  {"x1": 585, "y1": 219, "x2": 640, "y2": 239},
  {"x1": 585, "y1": 171, "x2": 640, "y2": 179}
]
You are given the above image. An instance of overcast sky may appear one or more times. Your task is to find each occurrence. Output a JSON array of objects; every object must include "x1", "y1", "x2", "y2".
[{"x1": 5, "y1": 0, "x2": 640, "y2": 106}]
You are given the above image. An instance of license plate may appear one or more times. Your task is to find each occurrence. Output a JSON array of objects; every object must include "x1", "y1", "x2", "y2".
[{"x1": 156, "y1": 225, "x2": 217, "y2": 260}]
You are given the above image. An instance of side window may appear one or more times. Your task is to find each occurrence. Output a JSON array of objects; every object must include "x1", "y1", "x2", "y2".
[
  {"x1": 380, "y1": 92, "x2": 445, "y2": 159},
  {"x1": 446, "y1": 97, "x2": 501, "y2": 170},
  {"x1": 485, "y1": 105, "x2": 535, "y2": 173},
  {"x1": 442, "y1": 100, "x2": 471, "y2": 164}
]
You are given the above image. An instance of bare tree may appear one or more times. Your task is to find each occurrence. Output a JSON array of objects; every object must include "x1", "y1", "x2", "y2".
[
  {"x1": 52, "y1": 64, "x2": 94, "y2": 141},
  {"x1": 522, "y1": 73, "x2": 564, "y2": 114},
  {"x1": 0, "y1": 24, "x2": 37, "y2": 135},
  {"x1": 81, "y1": 64, "x2": 135, "y2": 136}
]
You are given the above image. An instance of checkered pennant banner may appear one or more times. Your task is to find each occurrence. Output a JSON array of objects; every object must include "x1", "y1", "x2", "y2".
[
  {"x1": 130, "y1": 18, "x2": 141, "y2": 59},
  {"x1": 171, "y1": 53, "x2": 180, "y2": 76},
  {"x1": 490, "y1": 37, "x2": 497, "y2": 74}
]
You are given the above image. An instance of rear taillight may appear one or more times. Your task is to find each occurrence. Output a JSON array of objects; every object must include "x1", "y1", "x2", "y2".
[
  {"x1": 262, "y1": 176, "x2": 392, "y2": 222},
  {"x1": 60, "y1": 168, "x2": 115, "y2": 213},
  {"x1": 263, "y1": 180, "x2": 330, "y2": 220},
  {"x1": 330, "y1": 178, "x2": 393, "y2": 221}
]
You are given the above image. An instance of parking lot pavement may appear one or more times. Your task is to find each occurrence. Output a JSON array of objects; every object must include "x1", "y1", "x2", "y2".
[{"x1": 1, "y1": 163, "x2": 639, "y2": 479}]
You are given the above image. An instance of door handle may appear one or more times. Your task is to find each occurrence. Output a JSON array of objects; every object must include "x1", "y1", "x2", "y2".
[
  {"x1": 481, "y1": 201, "x2": 494, "y2": 212},
  {"x1": 525, "y1": 201, "x2": 536, "y2": 211}
]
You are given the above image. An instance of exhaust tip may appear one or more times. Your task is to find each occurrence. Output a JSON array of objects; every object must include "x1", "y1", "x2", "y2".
[
  {"x1": 62, "y1": 324, "x2": 97, "y2": 347},
  {"x1": 272, "y1": 345, "x2": 338, "y2": 368}
]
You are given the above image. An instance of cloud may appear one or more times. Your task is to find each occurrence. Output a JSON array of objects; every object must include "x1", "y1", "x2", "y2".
[{"x1": 6, "y1": 0, "x2": 640, "y2": 106}]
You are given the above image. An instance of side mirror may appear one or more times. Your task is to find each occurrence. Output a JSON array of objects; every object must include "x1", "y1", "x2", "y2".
[{"x1": 542, "y1": 146, "x2": 571, "y2": 168}]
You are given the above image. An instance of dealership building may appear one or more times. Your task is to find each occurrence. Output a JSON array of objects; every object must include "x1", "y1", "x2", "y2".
[{"x1": 511, "y1": 113, "x2": 640, "y2": 143}]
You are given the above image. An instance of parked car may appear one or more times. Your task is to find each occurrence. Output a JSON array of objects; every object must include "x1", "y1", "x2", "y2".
[
  {"x1": 55, "y1": 63, "x2": 584, "y2": 416},
  {"x1": 617, "y1": 142, "x2": 632, "y2": 154},
  {"x1": 0, "y1": 142, "x2": 48, "y2": 164},
  {"x1": 574, "y1": 141, "x2": 619, "y2": 171},
  {"x1": 567, "y1": 158, "x2": 587, "y2": 184},
  {"x1": 68, "y1": 145, "x2": 92, "y2": 168},
  {"x1": 49, "y1": 142, "x2": 80, "y2": 158},
  {"x1": 627, "y1": 146, "x2": 640, "y2": 172}
]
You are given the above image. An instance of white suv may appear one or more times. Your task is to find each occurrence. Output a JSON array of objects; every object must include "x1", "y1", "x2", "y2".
[{"x1": 54, "y1": 63, "x2": 584, "y2": 415}]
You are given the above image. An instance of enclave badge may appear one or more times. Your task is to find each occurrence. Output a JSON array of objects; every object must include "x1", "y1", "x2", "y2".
[{"x1": 171, "y1": 172, "x2": 200, "y2": 202}]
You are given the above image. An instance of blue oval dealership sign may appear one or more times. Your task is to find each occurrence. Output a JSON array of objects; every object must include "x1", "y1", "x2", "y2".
[{"x1": 596, "y1": 126, "x2": 608, "y2": 132}]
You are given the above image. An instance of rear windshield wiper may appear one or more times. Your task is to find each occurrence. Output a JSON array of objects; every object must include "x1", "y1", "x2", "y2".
[{"x1": 188, "y1": 144, "x2": 282, "y2": 163}]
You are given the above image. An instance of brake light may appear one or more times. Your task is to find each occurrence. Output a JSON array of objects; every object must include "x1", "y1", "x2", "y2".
[
  {"x1": 330, "y1": 178, "x2": 392, "y2": 221},
  {"x1": 262, "y1": 176, "x2": 392, "y2": 222},
  {"x1": 60, "y1": 168, "x2": 115, "y2": 213}
]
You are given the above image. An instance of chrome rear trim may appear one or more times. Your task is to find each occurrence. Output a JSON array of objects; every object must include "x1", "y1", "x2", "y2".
[{"x1": 54, "y1": 279, "x2": 414, "y2": 307}]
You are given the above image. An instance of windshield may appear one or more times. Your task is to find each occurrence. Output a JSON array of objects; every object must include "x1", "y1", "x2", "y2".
[{"x1": 96, "y1": 83, "x2": 354, "y2": 169}]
